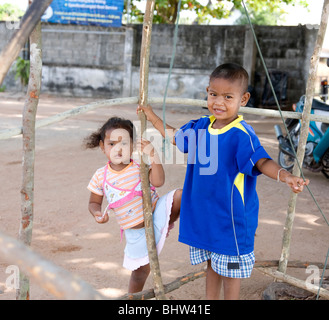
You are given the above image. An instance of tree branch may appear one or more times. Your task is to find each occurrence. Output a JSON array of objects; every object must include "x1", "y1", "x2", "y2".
[{"x1": 0, "y1": 0, "x2": 53, "y2": 86}]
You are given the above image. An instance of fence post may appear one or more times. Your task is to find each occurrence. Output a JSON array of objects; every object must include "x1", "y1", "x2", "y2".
[
  {"x1": 137, "y1": 0, "x2": 166, "y2": 300},
  {"x1": 278, "y1": 0, "x2": 329, "y2": 274},
  {"x1": 122, "y1": 27, "x2": 135, "y2": 98}
]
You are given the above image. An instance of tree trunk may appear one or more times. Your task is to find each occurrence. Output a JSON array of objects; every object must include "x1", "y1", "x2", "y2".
[
  {"x1": 16, "y1": 12, "x2": 42, "y2": 300},
  {"x1": 278, "y1": 0, "x2": 329, "y2": 273},
  {"x1": 0, "y1": 0, "x2": 53, "y2": 86},
  {"x1": 138, "y1": 0, "x2": 166, "y2": 300}
]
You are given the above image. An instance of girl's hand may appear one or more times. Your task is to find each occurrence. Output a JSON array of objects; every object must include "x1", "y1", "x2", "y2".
[
  {"x1": 285, "y1": 175, "x2": 309, "y2": 193},
  {"x1": 137, "y1": 139, "x2": 165, "y2": 187},
  {"x1": 94, "y1": 211, "x2": 109, "y2": 224},
  {"x1": 137, "y1": 138, "x2": 156, "y2": 158}
]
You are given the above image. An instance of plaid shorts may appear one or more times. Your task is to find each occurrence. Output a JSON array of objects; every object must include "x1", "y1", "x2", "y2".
[{"x1": 189, "y1": 246, "x2": 255, "y2": 278}]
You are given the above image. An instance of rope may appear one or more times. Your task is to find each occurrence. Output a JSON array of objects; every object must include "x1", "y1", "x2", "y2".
[
  {"x1": 317, "y1": 247, "x2": 329, "y2": 300},
  {"x1": 241, "y1": 0, "x2": 329, "y2": 228},
  {"x1": 161, "y1": 0, "x2": 182, "y2": 159}
]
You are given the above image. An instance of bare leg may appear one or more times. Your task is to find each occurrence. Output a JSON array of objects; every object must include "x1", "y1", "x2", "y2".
[
  {"x1": 206, "y1": 260, "x2": 241, "y2": 300},
  {"x1": 169, "y1": 188, "x2": 182, "y2": 224},
  {"x1": 222, "y1": 277, "x2": 241, "y2": 300},
  {"x1": 127, "y1": 190, "x2": 181, "y2": 293},
  {"x1": 206, "y1": 260, "x2": 222, "y2": 299},
  {"x1": 128, "y1": 263, "x2": 150, "y2": 293}
]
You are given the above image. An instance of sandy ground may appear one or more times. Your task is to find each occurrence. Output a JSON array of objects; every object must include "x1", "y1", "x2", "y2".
[{"x1": 0, "y1": 92, "x2": 328, "y2": 300}]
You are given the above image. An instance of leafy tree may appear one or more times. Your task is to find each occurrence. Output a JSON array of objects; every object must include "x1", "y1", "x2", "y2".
[
  {"x1": 0, "y1": 3, "x2": 24, "y2": 21},
  {"x1": 124, "y1": 0, "x2": 309, "y2": 25},
  {"x1": 235, "y1": 0, "x2": 308, "y2": 25},
  {"x1": 235, "y1": 5, "x2": 284, "y2": 25}
]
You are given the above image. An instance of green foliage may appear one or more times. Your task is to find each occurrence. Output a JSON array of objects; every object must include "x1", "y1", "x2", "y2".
[
  {"x1": 0, "y1": 85, "x2": 6, "y2": 92},
  {"x1": 0, "y1": 3, "x2": 24, "y2": 21},
  {"x1": 236, "y1": 6, "x2": 284, "y2": 25},
  {"x1": 235, "y1": 0, "x2": 308, "y2": 25},
  {"x1": 125, "y1": 0, "x2": 230, "y2": 24},
  {"x1": 124, "y1": 0, "x2": 309, "y2": 25},
  {"x1": 15, "y1": 57, "x2": 30, "y2": 87}
]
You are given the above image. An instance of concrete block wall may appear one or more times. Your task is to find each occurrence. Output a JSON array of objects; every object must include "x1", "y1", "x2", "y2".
[
  {"x1": 41, "y1": 24, "x2": 126, "y2": 68},
  {"x1": 252, "y1": 25, "x2": 316, "y2": 105},
  {"x1": 0, "y1": 22, "x2": 317, "y2": 104},
  {"x1": 131, "y1": 24, "x2": 316, "y2": 105},
  {"x1": 131, "y1": 25, "x2": 248, "y2": 100},
  {"x1": 40, "y1": 24, "x2": 126, "y2": 97}
]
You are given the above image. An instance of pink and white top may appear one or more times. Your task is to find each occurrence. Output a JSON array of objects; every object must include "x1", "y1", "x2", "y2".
[{"x1": 87, "y1": 161, "x2": 159, "y2": 229}]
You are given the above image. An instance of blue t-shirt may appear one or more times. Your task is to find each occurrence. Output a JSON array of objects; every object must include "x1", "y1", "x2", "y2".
[{"x1": 175, "y1": 115, "x2": 271, "y2": 256}]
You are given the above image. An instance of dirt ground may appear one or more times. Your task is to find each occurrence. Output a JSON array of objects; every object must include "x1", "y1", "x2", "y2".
[{"x1": 0, "y1": 92, "x2": 328, "y2": 300}]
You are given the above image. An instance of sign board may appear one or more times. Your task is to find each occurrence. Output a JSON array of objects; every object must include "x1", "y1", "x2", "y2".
[{"x1": 41, "y1": 0, "x2": 124, "y2": 27}]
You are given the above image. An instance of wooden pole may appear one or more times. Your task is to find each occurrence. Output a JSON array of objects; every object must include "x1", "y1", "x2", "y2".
[
  {"x1": 0, "y1": 0, "x2": 53, "y2": 86},
  {"x1": 2, "y1": 98, "x2": 329, "y2": 140},
  {"x1": 278, "y1": 0, "x2": 329, "y2": 274},
  {"x1": 254, "y1": 260, "x2": 329, "y2": 269},
  {"x1": 119, "y1": 270, "x2": 206, "y2": 300},
  {"x1": 0, "y1": 231, "x2": 105, "y2": 300},
  {"x1": 0, "y1": 227, "x2": 203, "y2": 301},
  {"x1": 137, "y1": 0, "x2": 166, "y2": 300},
  {"x1": 16, "y1": 0, "x2": 43, "y2": 299},
  {"x1": 257, "y1": 268, "x2": 329, "y2": 300}
]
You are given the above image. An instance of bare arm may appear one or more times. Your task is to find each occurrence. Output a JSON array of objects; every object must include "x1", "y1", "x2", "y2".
[
  {"x1": 149, "y1": 150, "x2": 165, "y2": 187},
  {"x1": 137, "y1": 105, "x2": 177, "y2": 145},
  {"x1": 138, "y1": 139, "x2": 165, "y2": 187},
  {"x1": 256, "y1": 158, "x2": 309, "y2": 193},
  {"x1": 88, "y1": 192, "x2": 109, "y2": 223}
]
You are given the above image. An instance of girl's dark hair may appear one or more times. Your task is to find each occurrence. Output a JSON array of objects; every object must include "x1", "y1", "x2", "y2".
[
  {"x1": 210, "y1": 63, "x2": 249, "y2": 92},
  {"x1": 84, "y1": 117, "x2": 136, "y2": 149}
]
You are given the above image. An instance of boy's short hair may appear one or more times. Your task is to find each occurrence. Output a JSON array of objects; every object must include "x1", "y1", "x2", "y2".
[{"x1": 210, "y1": 63, "x2": 249, "y2": 93}]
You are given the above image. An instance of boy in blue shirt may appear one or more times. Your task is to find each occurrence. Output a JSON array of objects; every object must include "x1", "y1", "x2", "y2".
[{"x1": 138, "y1": 63, "x2": 309, "y2": 300}]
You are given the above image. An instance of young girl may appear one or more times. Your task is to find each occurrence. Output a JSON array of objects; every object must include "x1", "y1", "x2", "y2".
[{"x1": 85, "y1": 117, "x2": 181, "y2": 293}]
